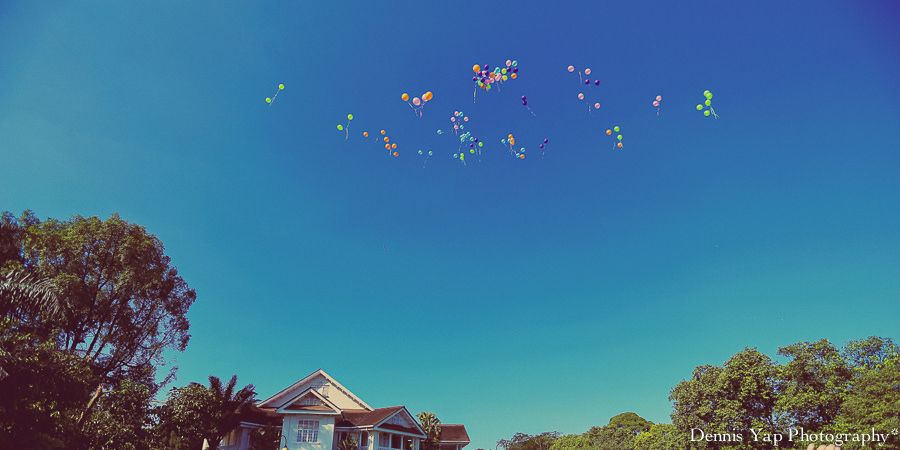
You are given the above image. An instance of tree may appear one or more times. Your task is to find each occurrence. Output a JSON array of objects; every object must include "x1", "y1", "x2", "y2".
[
  {"x1": 607, "y1": 412, "x2": 653, "y2": 435},
  {"x1": 418, "y1": 411, "x2": 442, "y2": 450},
  {"x1": 632, "y1": 424, "x2": 681, "y2": 450},
  {"x1": 0, "y1": 318, "x2": 93, "y2": 450},
  {"x1": 775, "y1": 339, "x2": 851, "y2": 432},
  {"x1": 839, "y1": 357, "x2": 900, "y2": 450},
  {"x1": 156, "y1": 374, "x2": 257, "y2": 450},
  {"x1": 207, "y1": 374, "x2": 258, "y2": 449},
  {"x1": 83, "y1": 379, "x2": 155, "y2": 450},
  {"x1": 9, "y1": 210, "x2": 196, "y2": 385}
]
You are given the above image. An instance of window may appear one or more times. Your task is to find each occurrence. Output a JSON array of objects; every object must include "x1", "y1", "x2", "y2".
[
  {"x1": 298, "y1": 419, "x2": 320, "y2": 443},
  {"x1": 313, "y1": 381, "x2": 330, "y2": 398},
  {"x1": 380, "y1": 434, "x2": 391, "y2": 448}
]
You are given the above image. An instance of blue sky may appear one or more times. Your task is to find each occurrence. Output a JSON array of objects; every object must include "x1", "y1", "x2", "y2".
[{"x1": 1, "y1": 0, "x2": 898, "y2": 448}]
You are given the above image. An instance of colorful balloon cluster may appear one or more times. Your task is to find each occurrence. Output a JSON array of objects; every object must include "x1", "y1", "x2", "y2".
[
  {"x1": 606, "y1": 126, "x2": 623, "y2": 148},
  {"x1": 402, "y1": 91, "x2": 433, "y2": 117},
  {"x1": 697, "y1": 90, "x2": 717, "y2": 118},
  {"x1": 652, "y1": 95, "x2": 662, "y2": 116},
  {"x1": 569, "y1": 66, "x2": 601, "y2": 114},
  {"x1": 472, "y1": 60, "x2": 518, "y2": 102},
  {"x1": 501, "y1": 133, "x2": 526, "y2": 159}
]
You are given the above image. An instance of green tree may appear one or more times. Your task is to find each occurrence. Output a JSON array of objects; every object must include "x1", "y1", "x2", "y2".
[
  {"x1": 82, "y1": 379, "x2": 155, "y2": 450},
  {"x1": 775, "y1": 339, "x2": 852, "y2": 433},
  {"x1": 839, "y1": 354, "x2": 900, "y2": 450},
  {"x1": 8, "y1": 210, "x2": 196, "y2": 385},
  {"x1": 632, "y1": 424, "x2": 681, "y2": 450},
  {"x1": 207, "y1": 374, "x2": 258, "y2": 449},
  {"x1": 248, "y1": 424, "x2": 285, "y2": 450},
  {"x1": 0, "y1": 318, "x2": 93, "y2": 450},
  {"x1": 608, "y1": 412, "x2": 653, "y2": 435},
  {"x1": 418, "y1": 411, "x2": 442, "y2": 450},
  {"x1": 156, "y1": 382, "x2": 217, "y2": 450}
]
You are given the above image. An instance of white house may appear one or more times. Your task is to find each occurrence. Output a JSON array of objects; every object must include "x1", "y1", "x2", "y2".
[{"x1": 217, "y1": 369, "x2": 470, "y2": 450}]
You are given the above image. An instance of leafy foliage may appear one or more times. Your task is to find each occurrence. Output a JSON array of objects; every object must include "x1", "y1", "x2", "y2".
[{"x1": 418, "y1": 411, "x2": 442, "y2": 450}]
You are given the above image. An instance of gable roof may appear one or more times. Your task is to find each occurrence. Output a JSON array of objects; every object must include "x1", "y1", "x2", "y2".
[
  {"x1": 259, "y1": 369, "x2": 373, "y2": 410},
  {"x1": 438, "y1": 425, "x2": 470, "y2": 444},
  {"x1": 336, "y1": 406, "x2": 426, "y2": 438},
  {"x1": 275, "y1": 387, "x2": 342, "y2": 414}
]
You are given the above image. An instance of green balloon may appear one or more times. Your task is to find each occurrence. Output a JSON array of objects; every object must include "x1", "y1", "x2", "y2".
[
  {"x1": 470, "y1": 149, "x2": 475, "y2": 154},
  {"x1": 478, "y1": 142, "x2": 483, "y2": 147},
  {"x1": 703, "y1": 90, "x2": 710, "y2": 97},
  {"x1": 347, "y1": 114, "x2": 353, "y2": 120},
  {"x1": 696, "y1": 104, "x2": 703, "y2": 110},
  {"x1": 614, "y1": 126, "x2": 620, "y2": 132},
  {"x1": 705, "y1": 99, "x2": 712, "y2": 107},
  {"x1": 705, "y1": 92, "x2": 713, "y2": 100},
  {"x1": 278, "y1": 84, "x2": 285, "y2": 90},
  {"x1": 337, "y1": 124, "x2": 343, "y2": 130},
  {"x1": 704, "y1": 110, "x2": 711, "y2": 116},
  {"x1": 617, "y1": 135, "x2": 623, "y2": 140}
]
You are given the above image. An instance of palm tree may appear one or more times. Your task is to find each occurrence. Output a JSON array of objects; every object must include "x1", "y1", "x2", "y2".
[
  {"x1": 417, "y1": 412, "x2": 442, "y2": 450},
  {"x1": 0, "y1": 269, "x2": 63, "y2": 321},
  {"x1": 207, "y1": 374, "x2": 257, "y2": 450}
]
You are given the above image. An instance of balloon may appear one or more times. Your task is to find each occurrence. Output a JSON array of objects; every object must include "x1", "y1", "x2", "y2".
[
  {"x1": 656, "y1": 95, "x2": 662, "y2": 101},
  {"x1": 697, "y1": 104, "x2": 704, "y2": 110},
  {"x1": 594, "y1": 103, "x2": 601, "y2": 109},
  {"x1": 363, "y1": 131, "x2": 369, "y2": 137},
  {"x1": 423, "y1": 91, "x2": 433, "y2": 101},
  {"x1": 381, "y1": 130, "x2": 386, "y2": 135},
  {"x1": 393, "y1": 151, "x2": 399, "y2": 157},
  {"x1": 595, "y1": 80, "x2": 600, "y2": 86},
  {"x1": 704, "y1": 110, "x2": 711, "y2": 116},
  {"x1": 705, "y1": 99, "x2": 711, "y2": 106},
  {"x1": 391, "y1": 143, "x2": 397, "y2": 149},
  {"x1": 617, "y1": 142, "x2": 623, "y2": 148},
  {"x1": 521, "y1": 95, "x2": 526, "y2": 100},
  {"x1": 413, "y1": 97, "x2": 421, "y2": 106},
  {"x1": 585, "y1": 68, "x2": 591, "y2": 75},
  {"x1": 578, "y1": 93, "x2": 584, "y2": 100},
  {"x1": 385, "y1": 143, "x2": 391, "y2": 150},
  {"x1": 568, "y1": 65, "x2": 575, "y2": 72},
  {"x1": 510, "y1": 73, "x2": 517, "y2": 79},
  {"x1": 347, "y1": 114, "x2": 353, "y2": 120},
  {"x1": 614, "y1": 126, "x2": 620, "y2": 132},
  {"x1": 617, "y1": 135, "x2": 622, "y2": 140},
  {"x1": 544, "y1": 139, "x2": 549, "y2": 143},
  {"x1": 337, "y1": 124, "x2": 343, "y2": 130},
  {"x1": 402, "y1": 93, "x2": 409, "y2": 101},
  {"x1": 384, "y1": 136, "x2": 389, "y2": 143},
  {"x1": 606, "y1": 129, "x2": 612, "y2": 135},
  {"x1": 653, "y1": 100, "x2": 659, "y2": 106},
  {"x1": 473, "y1": 64, "x2": 481, "y2": 73},
  {"x1": 266, "y1": 83, "x2": 285, "y2": 104},
  {"x1": 506, "y1": 60, "x2": 512, "y2": 67}
]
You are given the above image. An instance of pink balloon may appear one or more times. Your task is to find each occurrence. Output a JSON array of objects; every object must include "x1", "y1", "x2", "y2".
[
  {"x1": 506, "y1": 60, "x2": 512, "y2": 67},
  {"x1": 567, "y1": 65, "x2": 575, "y2": 72},
  {"x1": 584, "y1": 68, "x2": 592, "y2": 75},
  {"x1": 453, "y1": 124, "x2": 459, "y2": 130},
  {"x1": 653, "y1": 100, "x2": 659, "y2": 106},
  {"x1": 451, "y1": 117, "x2": 456, "y2": 122},
  {"x1": 594, "y1": 103, "x2": 601, "y2": 109},
  {"x1": 463, "y1": 116, "x2": 468, "y2": 121},
  {"x1": 656, "y1": 95, "x2": 662, "y2": 101},
  {"x1": 578, "y1": 93, "x2": 584, "y2": 100},
  {"x1": 412, "y1": 97, "x2": 421, "y2": 106}
]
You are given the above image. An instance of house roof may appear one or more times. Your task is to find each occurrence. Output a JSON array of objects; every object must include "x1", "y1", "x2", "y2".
[
  {"x1": 438, "y1": 425, "x2": 470, "y2": 444},
  {"x1": 336, "y1": 406, "x2": 426, "y2": 438},
  {"x1": 259, "y1": 369, "x2": 373, "y2": 410},
  {"x1": 275, "y1": 386, "x2": 342, "y2": 414}
]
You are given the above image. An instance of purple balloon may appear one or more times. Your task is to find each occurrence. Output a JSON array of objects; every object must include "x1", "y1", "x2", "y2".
[
  {"x1": 484, "y1": 64, "x2": 489, "y2": 71},
  {"x1": 521, "y1": 95, "x2": 526, "y2": 100},
  {"x1": 544, "y1": 139, "x2": 549, "y2": 143},
  {"x1": 594, "y1": 80, "x2": 600, "y2": 86},
  {"x1": 470, "y1": 143, "x2": 474, "y2": 147},
  {"x1": 474, "y1": 138, "x2": 478, "y2": 142},
  {"x1": 522, "y1": 100, "x2": 527, "y2": 106},
  {"x1": 512, "y1": 67, "x2": 518, "y2": 73},
  {"x1": 539, "y1": 144, "x2": 544, "y2": 149},
  {"x1": 584, "y1": 79, "x2": 589, "y2": 85}
]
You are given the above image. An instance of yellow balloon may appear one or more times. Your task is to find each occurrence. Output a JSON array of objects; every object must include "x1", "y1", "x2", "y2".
[{"x1": 278, "y1": 84, "x2": 284, "y2": 90}]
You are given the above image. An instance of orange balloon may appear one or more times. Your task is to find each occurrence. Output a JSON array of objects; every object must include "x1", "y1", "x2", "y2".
[
  {"x1": 606, "y1": 129, "x2": 612, "y2": 135},
  {"x1": 363, "y1": 131, "x2": 369, "y2": 137},
  {"x1": 510, "y1": 73, "x2": 517, "y2": 79},
  {"x1": 380, "y1": 130, "x2": 386, "y2": 135},
  {"x1": 519, "y1": 154, "x2": 525, "y2": 159},
  {"x1": 423, "y1": 91, "x2": 433, "y2": 102},
  {"x1": 401, "y1": 93, "x2": 409, "y2": 102},
  {"x1": 384, "y1": 136, "x2": 389, "y2": 143},
  {"x1": 393, "y1": 151, "x2": 399, "y2": 157},
  {"x1": 617, "y1": 142, "x2": 623, "y2": 148},
  {"x1": 391, "y1": 143, "x2": 397, "y2": 149},
  {"x1": 385, "y1": 143, "x2": 391, "y2": 150},
  {"x1": 473, "y1": 64, "x2": 481, "y2": 73}
]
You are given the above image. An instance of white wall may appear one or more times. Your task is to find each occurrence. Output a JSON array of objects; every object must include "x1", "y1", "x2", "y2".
[{"x1": 282, "y1": 414, "x2": 336, "y2": 450}]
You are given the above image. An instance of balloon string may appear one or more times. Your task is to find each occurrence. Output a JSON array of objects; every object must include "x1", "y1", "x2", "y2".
[{"x1": 710, "y1": 107, "x2": 718, "y2": 119}]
